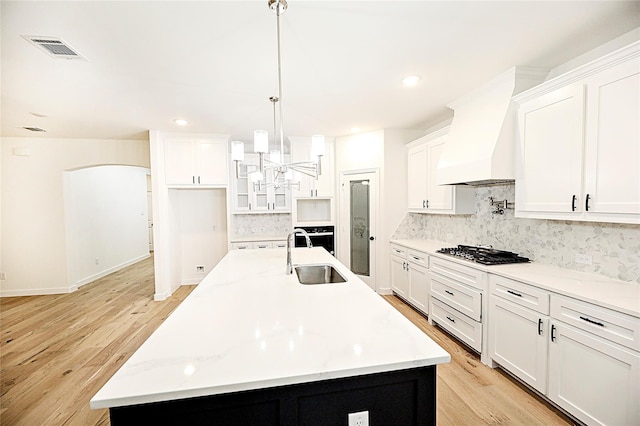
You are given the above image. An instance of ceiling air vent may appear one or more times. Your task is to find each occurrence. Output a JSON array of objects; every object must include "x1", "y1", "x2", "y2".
[
  {"x1": 21, "y1": 126, "x2": 47, "y2": 132},
  {"x1": 21, "y1": 35, "x2": 86, "y2": 60}
]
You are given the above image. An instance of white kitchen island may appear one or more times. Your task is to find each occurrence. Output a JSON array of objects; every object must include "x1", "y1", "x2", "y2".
[{"x1": 91, "y1": 247, "x2": 450, "y2": 425}]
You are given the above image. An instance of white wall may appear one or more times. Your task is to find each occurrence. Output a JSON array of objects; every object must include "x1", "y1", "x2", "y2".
[
  {"x1": 64, "y1": 165, "x2": 150, "y2": 288},
  {"x1": 0, "y1": 137, "x2": 150, "y2": 296},
  {"x1": 175, "y1": 189, "x2": 228, "y2": 285}
]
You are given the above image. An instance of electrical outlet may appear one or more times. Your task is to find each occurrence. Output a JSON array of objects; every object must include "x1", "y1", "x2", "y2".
[
  {"x1": 95, "y1": 258, "x2": 100, "y2": 265},
  {"x1": 575, "y1": 253, "x2": 593, "y2": 265},
  {"x1": 348, "y1": 411, "x2": 369, "y2": 426},
  {"x1": 196, "y1": 265, "x2": 205, "y2": 272}
]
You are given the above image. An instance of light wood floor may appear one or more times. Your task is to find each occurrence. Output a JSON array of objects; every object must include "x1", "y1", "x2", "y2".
[{"x1": 1, "y1": 256, "x2": 573, "y2": 425}]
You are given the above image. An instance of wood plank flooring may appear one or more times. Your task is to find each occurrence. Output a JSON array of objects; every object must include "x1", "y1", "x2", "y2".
[{"x1": 1, "y1": 256, "x2": 573, "y2": 425}]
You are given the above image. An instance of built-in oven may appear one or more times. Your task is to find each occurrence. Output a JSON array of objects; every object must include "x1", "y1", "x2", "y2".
[{"x1": 294, "y1": 226, "x2": 335, "y2": 256}]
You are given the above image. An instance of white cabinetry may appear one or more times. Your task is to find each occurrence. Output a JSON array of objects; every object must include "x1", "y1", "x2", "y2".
[
  {"x1": 230, "y1": 240, "x2": 287, "y2": 250},
  {"x1": 390, "y1": 244, "x2": 429, "y2": 315},
  {"x1": 165, "y1": 138, "x2": 228, "y2": 186},
  {"x1": 407, "y1": 127, "x2": 475, "y2": 214},
  {"x1": 488, "y1": 275, "x2": 550, "y2": 394},
  {"x1": 489, "y1": 274, "x2": 640, "y2": 426},
  {"x1": 548, "y1": 295, "x2": 640, "y2": 426},
  {"x1": 231, "y1": 154, "x2": 291, "y2": 213},
  {"x1": 429, "y1": 257, "x2": 487, "y2": 358},
  {"x1": 289, "y1": 137, "x2": 335, "y2": 198},
  {"x1": 515, "y1": 42, "x2": 639, "y2": 224}
]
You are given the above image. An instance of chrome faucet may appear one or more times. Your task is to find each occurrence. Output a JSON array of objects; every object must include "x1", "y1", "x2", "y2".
[{"x1": 287, "y1": 228, "x2": 312, "y2": 274}]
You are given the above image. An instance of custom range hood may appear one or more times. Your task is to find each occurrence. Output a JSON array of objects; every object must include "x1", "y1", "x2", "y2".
[{"x1": 436, "y1": 67, "x2": 548, "y2": 186}]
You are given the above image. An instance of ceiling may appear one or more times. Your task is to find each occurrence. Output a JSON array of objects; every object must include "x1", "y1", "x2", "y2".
[{"x1": 2, "y1": 1, "x2": 639, "y2": 143}]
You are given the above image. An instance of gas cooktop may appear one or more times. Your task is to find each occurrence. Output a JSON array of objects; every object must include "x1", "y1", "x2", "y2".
[{"x1": 436, "y1": 245, "x2": 530, "y2": 265}]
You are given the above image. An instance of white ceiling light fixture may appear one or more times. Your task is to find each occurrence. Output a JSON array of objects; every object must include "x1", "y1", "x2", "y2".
[
  {"x1": 231, "y1": 0, "x2": 325, "y2": 188},
  {"x1": 173, "y1": 118, "x2": 188, "y2": 126},
  {"x1": 402, "y1": 75, "x2": 421, "y2": 87}
]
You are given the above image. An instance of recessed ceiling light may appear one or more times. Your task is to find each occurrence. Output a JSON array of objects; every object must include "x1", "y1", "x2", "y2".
[
  {"x1": 402, "y1": 75, "x2": 421, "y2": 87},
  {"x1": 174, "y1": 119, "x2": 188, "y2": 126}
]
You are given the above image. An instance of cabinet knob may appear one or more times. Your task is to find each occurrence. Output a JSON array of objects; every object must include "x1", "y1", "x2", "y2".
[{"x1": 369, "y1": 236, "x2": 375, "y2": 241}]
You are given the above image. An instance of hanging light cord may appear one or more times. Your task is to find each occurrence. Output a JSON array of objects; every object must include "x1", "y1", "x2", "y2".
[{"x1": 275, "y1": 3, "x2": 285, "y2": 162}]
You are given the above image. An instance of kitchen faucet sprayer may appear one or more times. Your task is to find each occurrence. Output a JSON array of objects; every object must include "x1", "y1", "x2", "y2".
[{"x1": 286, "y1": 229, "x2": 312, "y2": 274}]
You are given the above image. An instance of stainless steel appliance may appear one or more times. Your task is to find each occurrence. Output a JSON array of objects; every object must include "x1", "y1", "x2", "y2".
[
  {"x1": 436, "y1": 245, "x2": 529, "y2": 265},
  {"x1": 294, "y1": 226, "x2": 335, "y2": 256}
]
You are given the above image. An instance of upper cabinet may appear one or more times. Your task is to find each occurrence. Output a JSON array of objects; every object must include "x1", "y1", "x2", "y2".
[
  {"x1": 514, "y1": 42, "x2": 639, "y2": 224},
  {"x1": 289, "y1": 136, "x2": 336, "y2": 198},
  {"x1": 231, "y1": 153, "x2": 291, "y2": 214},
  {"x1": 165, "y1": 137, "x2": 229, "y2": 187},
  {"x1": 407, "y1": 127, "x2": 475, "y2": 214}
]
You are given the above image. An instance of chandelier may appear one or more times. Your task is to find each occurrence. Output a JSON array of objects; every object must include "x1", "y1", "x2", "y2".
[{"x1": 230, "y1": 0, "x2": 325, "y2": 190}]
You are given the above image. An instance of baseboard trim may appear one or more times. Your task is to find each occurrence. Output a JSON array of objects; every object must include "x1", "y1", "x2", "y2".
[{"x1": 76, "y1": 254, "x2": 150, "y2": 288}]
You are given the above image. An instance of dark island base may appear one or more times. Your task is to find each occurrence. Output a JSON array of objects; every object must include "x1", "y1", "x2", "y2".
[{"x1": 109, "y1": 366, "x2": 437, "y2": 425}]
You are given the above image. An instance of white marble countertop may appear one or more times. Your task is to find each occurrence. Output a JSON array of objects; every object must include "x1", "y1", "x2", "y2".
[
  {"x1": 391, "y1": 239, "x2": 640, "y2": 318},
  {"x1": 90, "y1": 247, "x2": 450, "y2": 409}
]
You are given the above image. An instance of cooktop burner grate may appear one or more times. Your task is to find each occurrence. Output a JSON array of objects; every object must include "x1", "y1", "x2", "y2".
[{"x1": 436, "y1": 245, "x2": 530, "y2": 265}]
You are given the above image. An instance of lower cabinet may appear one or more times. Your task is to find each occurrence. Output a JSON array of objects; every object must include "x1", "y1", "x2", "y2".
[
  {"x1": 390, "y1": 244, "x2": 429, "y2": 315},
  {"x1": 230, "y1": 240, "x2": 287, "y2": 250},
  {"x1": 489, "y1": 276, "x2": 640, "y2": 426}
]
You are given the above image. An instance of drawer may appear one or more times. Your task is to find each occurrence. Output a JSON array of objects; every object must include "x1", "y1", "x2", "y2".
[
  {"x1": 231, "y1": 242, "x2": 253, "y2": 250},
  {"x1": 551, "y1": 294, "x2": 640, "y2": 351},
  {"x1": 430, "y1": 273, "x2": 482, "y2": 321},
  {"x1": 390, "y1": 244, "x2": 407, "y2": 259},
  {"x1": 253, "y1": 242, "x2": 273, "y2": 249},
  {"x1": 272, "y1": 240, "x2": 287, "y2": 249},
  {"x1": 407, "y1": 249, "x2": 428, "y2": 268},
  {"x1": 490, "y1": 275, "x2": 550, "y2": 315},
  {"x1": 431, "y1": 298, "x2": 482, "y2": 353},
  {"x1": 430, "y1": 257, "x2": 486, "y2": 291}
]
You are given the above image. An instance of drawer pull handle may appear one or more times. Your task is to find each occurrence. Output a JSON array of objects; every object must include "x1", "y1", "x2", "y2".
[
  {"x1": 412, "y1": 256, "x2": 420, "y2": 261},
  {"x1": 551, "y1": 324, "x2": 556, "y2": 342},
  {"x1": 446, "y1": 316, "x2": 455, "y2": 323},
  {"x1": 580, "y1": 316, "x2": 604, "y2": 327},
  {"x1": 571, "y1": 194, "x2": 577, "y2": 211},
  {"x1": 444, "y1": 290, "x2": 454, "y2": 296},
  {"x1": 507, "y1": 290, "x2": 522, "y2": 297},
  {"x1": 538, "y1": 318, "x2": 543, "y2": 335}
]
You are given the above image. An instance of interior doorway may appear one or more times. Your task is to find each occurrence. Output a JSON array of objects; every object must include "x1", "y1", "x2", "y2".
[{"x1": 338, "y1": 170, "x2": 379, "y2": 291}]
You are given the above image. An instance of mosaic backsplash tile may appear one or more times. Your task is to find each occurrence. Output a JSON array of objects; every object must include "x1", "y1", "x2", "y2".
[
  {"x1": 392, "y1": 185, "x2": 640, "y2": 284},
  {"x1": 231, "y1": 213, "x2": 292, "y2": 239}
]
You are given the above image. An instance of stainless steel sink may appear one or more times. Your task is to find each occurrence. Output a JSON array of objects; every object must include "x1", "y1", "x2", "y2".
[{"x1": 295, "y1": 264, "x2": 346, "y2": 285}]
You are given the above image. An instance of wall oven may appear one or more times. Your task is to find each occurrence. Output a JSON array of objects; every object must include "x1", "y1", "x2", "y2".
[{"x1": 294, "y1": 226, "x2": 335, "y2": 256}]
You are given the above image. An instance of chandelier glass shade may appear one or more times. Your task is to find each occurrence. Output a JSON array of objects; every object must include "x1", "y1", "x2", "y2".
[{"x1": 231, "y1": 0, "x2": 324, "y2": 191}]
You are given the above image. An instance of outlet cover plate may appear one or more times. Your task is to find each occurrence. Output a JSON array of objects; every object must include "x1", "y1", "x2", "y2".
[{"x1": 348, "y1": 411, "x2": 369, "y2": 426}]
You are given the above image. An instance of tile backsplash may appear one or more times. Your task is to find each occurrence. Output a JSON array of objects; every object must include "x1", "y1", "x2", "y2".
[
  {"x1": 231, "y1": 214, "x2": 292, "y2": 239},
  {"x1": 392, "y1": 185, "x2": 640, "y2": 284}
]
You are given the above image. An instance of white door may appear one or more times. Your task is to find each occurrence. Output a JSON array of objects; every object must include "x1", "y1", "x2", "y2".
[{"x1": 339, "y1": 171, "x2": 378, "y2": 290}]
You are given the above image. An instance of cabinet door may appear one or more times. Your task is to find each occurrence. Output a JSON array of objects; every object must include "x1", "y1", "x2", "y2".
[
  {"x1": 232, "y1": 161, "x2": 251, "y2": 212},
  {"x1": 517, "y1": 84, "x2": 585, "y2": 214},
  {"x1": 165, "y1": 139, "x2": 196, "y2": 185},
  {"x1": 390, "y1": 255, "x2": 409, "y2": 298},
  {"x1": 583, "y1": 59, "x2": 640, "y2": 217},
  {"x1": 489, "y1": 296, "x2": 548, "y2": 394},
  {"x1": 548, "y1": 321, "x2": 640, "y2": 426},
  {"x1": 408, "y1": 262, "x2": 429, "y2": 315},
  {"x1": 426, "y1": 137, "x2": 453, "y2": 211},
  {"x1": 407, "y1": 143, "x2": 427, "y2": 210},
  {"x1": 197, "y1": 141, "x2": 228, "y2": 185}
]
